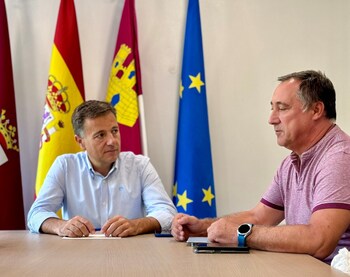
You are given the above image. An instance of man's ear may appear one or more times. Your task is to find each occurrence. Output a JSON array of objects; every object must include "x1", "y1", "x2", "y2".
[
  {"x1": 75, "y1": 135, "x2": 85, "y2": 150},
  {"x1": 312, "y1": 101, "x2": 325, "y2": 120}
]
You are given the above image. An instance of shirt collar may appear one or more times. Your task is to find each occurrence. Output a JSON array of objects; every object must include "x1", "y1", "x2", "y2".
[{"x1": 290, "y1": 124, "x2": 337, "y2": 163}]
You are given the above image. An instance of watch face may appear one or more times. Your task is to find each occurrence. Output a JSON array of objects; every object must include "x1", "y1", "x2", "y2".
[{"x1": 238, "y1": 224, "x2": 250, "y2": 233}]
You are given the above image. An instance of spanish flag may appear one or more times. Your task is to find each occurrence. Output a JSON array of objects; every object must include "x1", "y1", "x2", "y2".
[
  {"x1": 106, "y1": 0, "x2": 147, "y2": 155},
  {"x1": 0, "y1": 0, "x2": 25, "y2": 229},
  {"x1": 35, "y1": 0, "x2": 85, "y2": 197}
]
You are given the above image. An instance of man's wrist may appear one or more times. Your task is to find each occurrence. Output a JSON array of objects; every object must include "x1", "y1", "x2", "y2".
[
  {"x1": 200, "y1": 218, "x2": 216, "y2": 236},
  {"x1": 41, "y1": 217, "x2": 65, "y2": 236}
]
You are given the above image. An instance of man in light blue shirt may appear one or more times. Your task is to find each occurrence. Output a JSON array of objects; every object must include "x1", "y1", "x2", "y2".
[{"x1": 28, "y1": 100, "x2": 176, "y2": 237}]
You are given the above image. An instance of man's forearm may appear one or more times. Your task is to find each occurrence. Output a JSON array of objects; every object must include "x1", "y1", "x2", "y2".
[
  {"x1": 223, "y1": 210, "x2": 258, "y2": 224},
  {"x1": 132, "y1": 217, "x2": 161, "y2": 235},
  {"x1": 246, "y1": 224, "x2": 333, "y2": 259},
  {"x1": 40, "y1": 217, "x2": 64, "y2": 235}
]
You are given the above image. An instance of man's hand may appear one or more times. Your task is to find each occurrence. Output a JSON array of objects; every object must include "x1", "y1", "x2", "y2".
[
  {"x1": 41, "y1": 216, "x2": 95, "y2": 237},
  {"x1": 101, "y1": 216, "x2": 160, "y2": 237},
  {"x1": 207, "y1": 217, "x2": 238, "y2": 244},
  {"x1": 58, "y1": 216, "x2": 95, "y2": 237},
  {"x1": 171, "y1": 213, "x2": 212, "y2": 241}
]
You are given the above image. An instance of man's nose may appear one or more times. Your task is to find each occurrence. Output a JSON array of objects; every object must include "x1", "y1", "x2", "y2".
[
  {"x1": 106, "y1": 132, "x2": 117, "y2": 144},
  {"x1": 268, "y1": 110, "x2": 279, "y2": 125}
]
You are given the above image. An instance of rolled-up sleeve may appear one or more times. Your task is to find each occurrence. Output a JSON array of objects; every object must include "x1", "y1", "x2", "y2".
[
  {"x1": 141, "y1": 161, "x2": 177, "y2": 231},
  {"x1": 27, "y1": 158, "x2": 64, "y2": 233}
]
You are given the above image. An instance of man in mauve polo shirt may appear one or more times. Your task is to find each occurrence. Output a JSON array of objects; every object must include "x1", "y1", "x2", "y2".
[{"x1": 171, "y1": 70, "x2": 350, "y2": 264}]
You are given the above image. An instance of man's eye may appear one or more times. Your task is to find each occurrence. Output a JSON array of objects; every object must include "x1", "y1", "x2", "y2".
[
  {"x1": 95, "y1": 133, "x2": 105, "y2": 139},
  {"x1": 278, "y1": 106, "x2": 289, "y2": 111}
]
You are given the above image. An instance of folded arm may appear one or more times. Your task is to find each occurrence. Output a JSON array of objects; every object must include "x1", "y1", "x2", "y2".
[
  {"x1": 246, "y1": 208, "x2": 350, "y2": 259},
  {"x1": 208, "y1": 202, "x2": 350, "y2": 260}
]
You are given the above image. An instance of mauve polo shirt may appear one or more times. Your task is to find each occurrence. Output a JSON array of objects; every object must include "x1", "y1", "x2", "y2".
[{"x1": 261, "y1": 124, "x2": 350, "y2": 264}]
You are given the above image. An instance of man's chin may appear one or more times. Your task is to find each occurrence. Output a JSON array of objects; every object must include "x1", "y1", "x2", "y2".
[
  {"x1": 276, "y1": 139, "x2": 285, "y2": 147},
  {"x1": 105, "y1": 151, "x2": 118, "y2": 161}
]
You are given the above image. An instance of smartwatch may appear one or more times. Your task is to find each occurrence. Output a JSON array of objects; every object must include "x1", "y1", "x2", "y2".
[{"x1": 237, "y1": 223, "x2": 254, "y2": 247}]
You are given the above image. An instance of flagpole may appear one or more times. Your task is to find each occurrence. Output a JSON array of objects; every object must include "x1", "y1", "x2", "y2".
[{"x1": 138, "y1": 94, "x2": 148, "y2": 156}]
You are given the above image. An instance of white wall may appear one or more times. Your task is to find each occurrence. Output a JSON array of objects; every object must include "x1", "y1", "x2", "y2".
[{"x1": 6, "y1": 0, "x2": 350, "y2": 224}]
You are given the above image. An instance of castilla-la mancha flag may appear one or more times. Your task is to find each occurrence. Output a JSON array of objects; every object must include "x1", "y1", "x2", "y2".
[
  {"x1": 35, "y1": 0, "x2": 85, "y2": 197},
  {"x1": 0, "y1": 0, "x2": 25, "y2": 229},
  {"x1": 106, "y1": 0, "x2": 147, "y2": 155}
]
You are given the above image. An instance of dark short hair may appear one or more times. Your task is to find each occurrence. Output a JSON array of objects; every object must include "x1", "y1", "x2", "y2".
[
  {"x1": 278, "y1": 70, "x2": 336, "y2": 120},
  {"x1": 72, "y1": 100, "x2": 116, "y2": 137}
]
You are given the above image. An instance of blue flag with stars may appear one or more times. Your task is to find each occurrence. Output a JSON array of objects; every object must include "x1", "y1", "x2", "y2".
[{"x1": 173, "y1": 0, "x2": 216, "y2": 218}]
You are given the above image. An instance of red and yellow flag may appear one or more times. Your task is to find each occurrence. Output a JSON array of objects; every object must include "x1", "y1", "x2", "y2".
[
  {"x1": 0, "y1": 0, "x2": 25, "y2": 229},
  {"x1": 106, "y1": 0, "x2": 146, "y2": 155},
  {"x1": 35, "y1": 0, "x2": 85, "y2": 196}
]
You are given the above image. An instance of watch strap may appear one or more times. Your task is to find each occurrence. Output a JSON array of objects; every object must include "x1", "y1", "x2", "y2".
[{"x1": 238, "y1": 234, "x2": 246, "y2": 247}]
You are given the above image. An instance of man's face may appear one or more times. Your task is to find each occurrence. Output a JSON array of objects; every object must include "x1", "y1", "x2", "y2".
[
  {"x1": 268, "y1": 79, "x2": 316, "y2": 154},
  {"x1": 75, "y1": 112, "x2": 121, "y2": 173}
]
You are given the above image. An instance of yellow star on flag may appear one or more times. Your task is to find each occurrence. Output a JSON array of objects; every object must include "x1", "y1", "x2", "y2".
[
  {"x1": 177, "y1": 190, "x2": 193, "y2": 211},
  {"x1": 202, "y1": 186, "x2": 215, "y2": 206},
  {"x1": 179, "y1": 81, "x2": 184, "y2": 98},
  {"x1": 189, "y1": 73, "x2": 204, "y2": 93}
]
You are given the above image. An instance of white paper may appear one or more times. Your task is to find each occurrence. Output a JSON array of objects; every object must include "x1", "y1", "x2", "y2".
[
  {"x1": 186, "y1": 237, "x2": 210, "y2": 246},
  {"x1": 331, "y1": 247, "x2": 350, "y2": 274},
  {"x1": 62, "y1": 233, "x2": 121, "y2": 240}
]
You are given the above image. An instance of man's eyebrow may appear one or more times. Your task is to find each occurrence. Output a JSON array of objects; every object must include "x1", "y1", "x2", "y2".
[
  {"x1": 270, "y1": 101, "x2": 289, "y2": 106},
  {"x1": 270, "y1": 101, "x2": 292, "y2": 110}
]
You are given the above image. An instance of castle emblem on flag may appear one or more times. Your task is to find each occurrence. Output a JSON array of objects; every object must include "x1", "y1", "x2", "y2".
[
  {"x1": 106, "y1": 44, "x2": 139, "y2": 127},
  {"x1": 0, "y1": 109, "x2": 19, "y2": 152}
]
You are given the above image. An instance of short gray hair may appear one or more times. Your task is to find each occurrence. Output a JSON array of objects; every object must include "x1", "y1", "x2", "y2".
[
  {"x1": 71, "y1": 100, "x2": 116, "y2": 137},
  {"x1": 278, "y1": 70, "x2": 336, "y2": 120}
]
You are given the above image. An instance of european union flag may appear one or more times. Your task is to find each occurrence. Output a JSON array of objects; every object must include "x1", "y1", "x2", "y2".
[{"x1": 173, "y1": 0, "x2": 216, "y2": 218}]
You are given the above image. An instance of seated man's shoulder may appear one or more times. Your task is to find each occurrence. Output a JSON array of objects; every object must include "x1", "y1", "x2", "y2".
[
  {"x1": 330, "y1": 126, "x2": 350, "y2": 150},
  {"x1": 119, "y1": 151, "x2": 150, "y2": 168},
  {"x1": 120, "y1": 151, "x2": 149, "y2": 161},
  {"x1": 55, "y1": 151, "x2": 86, "y2": 165}
]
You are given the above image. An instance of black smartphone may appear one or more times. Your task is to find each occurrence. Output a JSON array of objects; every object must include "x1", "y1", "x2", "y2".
[
  {"x1": 154, "y1": 231, "x2": 173, "y2": 237},
  {"x1": 193, "y1": 243, "x2": 249, "y2": 254}
]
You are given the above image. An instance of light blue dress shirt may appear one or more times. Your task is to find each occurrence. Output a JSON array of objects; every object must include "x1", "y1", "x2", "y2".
[{"x1": 28, "y1": 151, "x2": 176, "y2": 233}]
